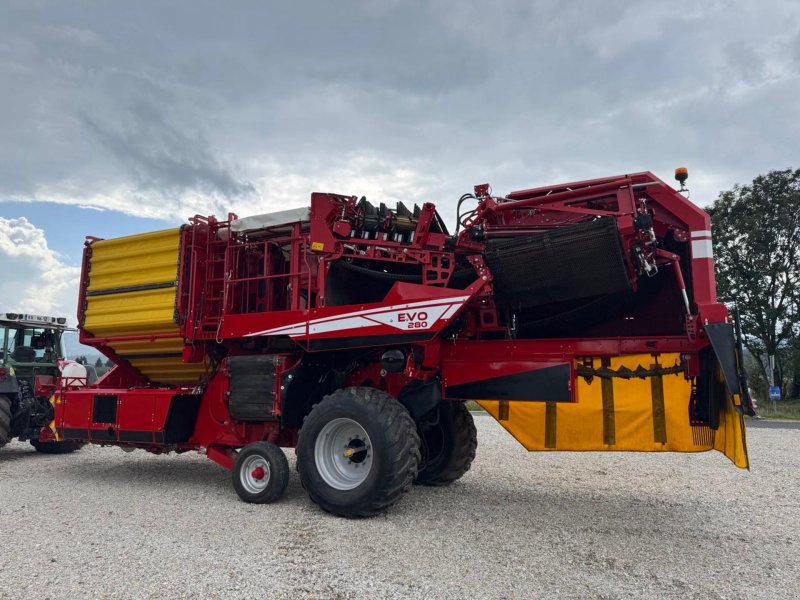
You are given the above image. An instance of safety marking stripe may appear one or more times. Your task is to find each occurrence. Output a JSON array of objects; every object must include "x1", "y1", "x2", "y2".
[
  {"x1": 691, "y1": 239, "x2": 713, "y2": 259},
  {"x1": 601, "y1": 359, "x2": 616, "y2": 446},
  {"x1": 544, "y1": 402, "x2": 557, "y2": 449},
  {"x1": 650, "y1": 367, "x2": 668, "y2": 444},
  {"x1": 691, "y1": 230, "x2": 712, "y2": 238}
]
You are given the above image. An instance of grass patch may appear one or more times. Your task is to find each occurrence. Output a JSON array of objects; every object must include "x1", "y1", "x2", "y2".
[{"x1": 753, "y1": 398, "x2": 800, "y2": 420}]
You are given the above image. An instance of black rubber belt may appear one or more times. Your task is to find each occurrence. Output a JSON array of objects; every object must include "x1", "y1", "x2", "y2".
[
  {"x1": 545, "y1": 402, "x2": 557, "y2": 448},
  {"x1": 650, "y1": 365, "x2": 668, "y2": 444},
  {"x1": 120, "y1": 352, "x2": 183, "y2": 360},
  {"x1": 601, "y1": 358, "x2": 616, "y2": 445},
  {"x1": 86, "y1": 281, "x2": 177, "y2": 297}
]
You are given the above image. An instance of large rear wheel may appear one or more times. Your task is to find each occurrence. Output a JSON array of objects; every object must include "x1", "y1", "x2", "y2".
[
  {"x1": 0, "y1": 394, "x2": 11, "y2": 449},
  {"x1": 415, "y1": 402, "x2": 477, "y2": 486},
  {"x1": 296, "y1": 387, "x2": 420, "y2": 518}
]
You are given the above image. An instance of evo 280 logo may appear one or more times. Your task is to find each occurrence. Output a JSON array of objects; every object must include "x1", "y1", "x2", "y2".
[
  {"x1": 362, "y1": 302, "x2": 462, "y2": 332},
  {"x1": 397, "y1": 311, "x2": 428, "y2": 329}
]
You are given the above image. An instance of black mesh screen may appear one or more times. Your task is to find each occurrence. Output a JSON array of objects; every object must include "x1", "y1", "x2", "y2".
[
  {"x1": 227, "y1": 355, "x2": 278, "y2": 422},
  {"x1": 483, "y1": 217, "x2": 631, "y2": 310}
]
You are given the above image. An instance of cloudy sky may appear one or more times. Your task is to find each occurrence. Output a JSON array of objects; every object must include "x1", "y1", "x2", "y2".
[{"x1": 1, "y1": 0, "x2": 798, "y2": 352}]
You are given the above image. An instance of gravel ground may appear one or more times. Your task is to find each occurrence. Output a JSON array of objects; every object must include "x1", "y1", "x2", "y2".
[{"x1": 1, "y1": 416, "x2": 798, "y2": 600}]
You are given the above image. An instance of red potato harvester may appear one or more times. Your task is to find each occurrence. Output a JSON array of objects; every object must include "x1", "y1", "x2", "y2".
[{"x1": 49, "y1": 169, "x2": 753, "y2": 517}]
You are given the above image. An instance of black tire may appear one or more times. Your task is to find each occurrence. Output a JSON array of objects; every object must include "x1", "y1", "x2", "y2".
[
  {"x1": 0, "y1": 394, "x2": 11, "y2": 449},
  {"x1": 296, "y1": 387, "x2": 420, "y2": 518},
  {"x1": 415, "y1": 402, "x2": 477, "y2": 486},
  {"x1": 30, "y1": 439, "x2": 83, "y2": 454},
  {"x1": 232, "y1": 442, "x2": 290, "y2": 504}
]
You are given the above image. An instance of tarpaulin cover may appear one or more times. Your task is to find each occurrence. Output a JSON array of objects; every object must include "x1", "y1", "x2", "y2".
[
  {"x1": 83, "y1": 228, "x2": 204, "y2": 385},
  {"x1": 479, "y1": 353, "x2": 749, "y2": 468}
]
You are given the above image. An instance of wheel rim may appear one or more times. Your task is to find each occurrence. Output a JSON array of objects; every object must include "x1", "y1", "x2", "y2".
[
  {"x1": 240, "y1": 454, "x2": 272, "y2": 494},
  {"x1": 314, "y1": 417, "x2": 373, "y2": 490}
]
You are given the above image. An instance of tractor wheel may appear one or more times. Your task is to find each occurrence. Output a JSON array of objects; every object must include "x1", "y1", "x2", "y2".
[
  {"x1": 30, "y1": 439, "x2": 84, "y2": 454},
  {"x1": 414, "y1": 402, "x2": 477, "y2": 486},
  {"x1": 232, "y1": 442, "x2": 290, "y2": 504},
  {"x1": 0, "y1": 394, "x2": 11, "y2": 449},
  {"x1": 296, "y1": 387, "x2": 420, "y2": 518}
]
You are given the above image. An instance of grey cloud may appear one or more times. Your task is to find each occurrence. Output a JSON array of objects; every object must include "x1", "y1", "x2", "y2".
[
  {"x1": 0, "y1": 0, "x2": 798, "y2": 221},
  {"x1": 78, "y1": 98, "x2": 255, "y2": 199}
]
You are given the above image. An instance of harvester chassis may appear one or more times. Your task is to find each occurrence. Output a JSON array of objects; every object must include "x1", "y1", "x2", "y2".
[{"x1": 51, "y1": 171, "x2": 752, "y2": 517}]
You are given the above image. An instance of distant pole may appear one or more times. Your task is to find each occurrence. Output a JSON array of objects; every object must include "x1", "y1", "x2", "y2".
[
  {"x1": 767, "y1": 354, "x2": 774, "y2": 386},
  {"x1": 768, "y1": 354, "x2": 777, "y2": 411}
]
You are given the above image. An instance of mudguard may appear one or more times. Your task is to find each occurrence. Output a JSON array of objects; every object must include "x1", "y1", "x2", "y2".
[
  {"x1": 705, "y1": 322, "x2": 756, "y2": 417},
  {"x1": 0, "y1": 376, "x2": 20, "y2": 395}
]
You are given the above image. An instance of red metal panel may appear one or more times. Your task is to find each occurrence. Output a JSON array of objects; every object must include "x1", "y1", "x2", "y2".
[
  {"x1": 56, "y1": 388, "x2": 193, "y2": 446},
  {"x1": 116, "y1": 393, "x2": 157, "y2": 432},
  {"x1": 443, "y1": 359, "x2": 571, "y2": 387},
  {"x1": 219, "y1": 282, "x2": 475, "y2": 345}
]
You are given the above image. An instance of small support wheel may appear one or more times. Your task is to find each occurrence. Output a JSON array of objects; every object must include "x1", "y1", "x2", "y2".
[
  {"x1": 232, "y1": 442, "x2": 290, "y2": 504},
  {"x1": 30, "y1": 439, "x2": 84, "y2": 454}
]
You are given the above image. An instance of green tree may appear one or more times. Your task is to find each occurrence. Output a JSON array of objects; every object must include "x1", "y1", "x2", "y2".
[
  {"x1": 707, "y1": 168, "x2": 800, "y2": 398},
  {"x1": 94, "y1": 357, "x2": 103, "y2": 368}
]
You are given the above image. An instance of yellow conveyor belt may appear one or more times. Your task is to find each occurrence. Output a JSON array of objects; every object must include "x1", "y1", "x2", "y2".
[{"x1": 82, "y1": 228, "x2": 204, "y2": 386}]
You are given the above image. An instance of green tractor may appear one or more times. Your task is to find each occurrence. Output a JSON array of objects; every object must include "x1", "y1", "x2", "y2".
[{"x1": 0, "y1": 312, "x2": 84, "y2": 453}]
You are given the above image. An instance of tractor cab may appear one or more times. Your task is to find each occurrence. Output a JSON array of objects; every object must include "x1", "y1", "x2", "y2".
[
  {"x1": 0, "y1": 313, "x2": 69, "y2": 390},
  {"x1": 0, "y1": 313, "x2": 83, "y2": 454}
]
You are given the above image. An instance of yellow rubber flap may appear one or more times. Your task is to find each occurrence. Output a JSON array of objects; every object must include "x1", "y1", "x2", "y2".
[{"x1": 479, "y1": 353, "x2": 749, "y2": 469}]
